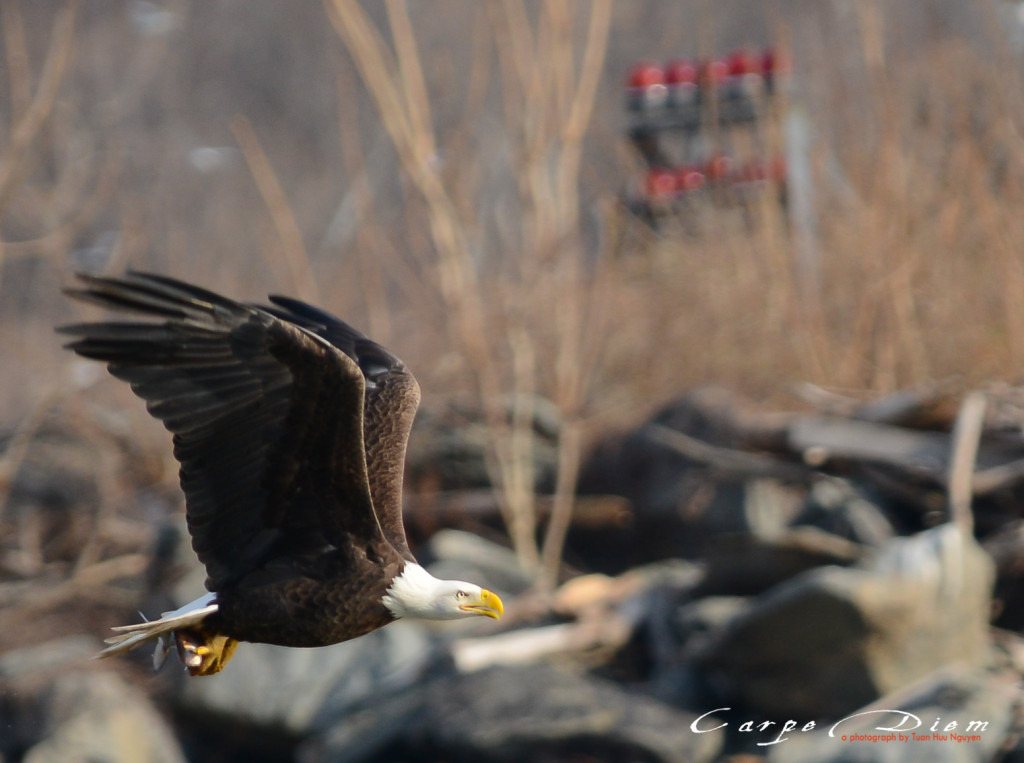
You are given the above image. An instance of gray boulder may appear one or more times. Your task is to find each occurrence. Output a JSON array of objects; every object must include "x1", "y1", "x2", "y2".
[
  {"x1": 180, "y1": 618, "x2": 441, "y2": 734},
  {"x1": 791, "y1": 478, "x2": 896, "y2": 547},
  {"x1": 698, "y1": 524, "x2": 994, "y2": 719},
  {"x1": 405, "y1": 396, "x2": 561, "y2": 494},
  {"x1": 0, "y1": 637, "x2": 186, "y2": 763},
  {"x1": 301, "y1": 663, "x2": 725, "y2": 763},
  {"x1": 696, "y1": 525, "x2": 863, "y2": 597},
  {"x1": 23, "y1": 671, "x2": 187, "y2": 763},
  {"x1": 574, "y1": 388, "x2": 808, "y2": 571},
  {"x1": 767, "y1": 662, "x2": 1018, "y2": 763}
]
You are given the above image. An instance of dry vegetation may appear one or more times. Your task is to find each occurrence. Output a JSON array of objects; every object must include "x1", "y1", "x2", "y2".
[{"x1": 1, "y1": 0, "x2": 1024, "y2": 623}]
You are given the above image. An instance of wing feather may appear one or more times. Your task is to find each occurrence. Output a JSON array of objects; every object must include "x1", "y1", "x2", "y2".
[
  {"x1": 60, "y1": 272, "x2": 389, "y2": 590},
  {"x1": 262, "y1": 296, "x2": 419, "y2": 560}
]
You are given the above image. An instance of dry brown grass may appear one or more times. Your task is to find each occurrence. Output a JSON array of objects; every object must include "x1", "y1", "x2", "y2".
[
  {"x1": 324, "y1": 0, "x2": 613, "y2": 586},
  {"x1": 2, "y1": 1, "x2": 1024, "y2": 594},
  {"x1": 316, "y1": 1, "x2": 1024, "y2": 584}
]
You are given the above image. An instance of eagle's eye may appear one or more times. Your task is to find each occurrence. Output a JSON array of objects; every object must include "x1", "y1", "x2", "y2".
[{"x1": 455, "y1": 590, "x2": 468, "y2": 600}]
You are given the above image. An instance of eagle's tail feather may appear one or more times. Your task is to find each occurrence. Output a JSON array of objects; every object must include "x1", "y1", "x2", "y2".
[{"x1": 94, "y1": 593, "x2": 218, "y2": 660}]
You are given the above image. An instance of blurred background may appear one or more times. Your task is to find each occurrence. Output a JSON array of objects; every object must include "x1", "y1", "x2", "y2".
[{"x1": 4, "y1": 1, "x2": 1024, "y2": 761}]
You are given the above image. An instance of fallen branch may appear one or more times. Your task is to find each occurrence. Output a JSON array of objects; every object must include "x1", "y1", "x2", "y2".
[
  {"x1": 946, "y1": 391, "x2": 986, "y2": 533},
  {"x1": 405, "y1": 490, "x2": 632, "y2": 529},
  {"x1": 451, "y1": 612, "x2": 630, "y2": 673},
  {"x1": 644, "y1": 423, "x2": 815, "y2": 483}
]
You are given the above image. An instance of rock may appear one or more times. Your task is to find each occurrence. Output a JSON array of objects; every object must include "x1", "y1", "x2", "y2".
[
  {"x1": 683, "y1": 477, "x2": 807, "y2": 545},
  {"x1": 301, "y1": 663, "x2": 725, "y2": 763},
  {"x1": 695, "y1": 526, "x2": 863, "y2": 597},
  {"x1": 572, "y1": 466, "x2": 805, "y2": 574},
  {"x1": 698, "y1": 524, "x2": 994, "y2": 719},
  {"x1": 0, "y1": 637, "x2": 186, "y2": 763},
  {"x1": 405, "y1": 396, "x2": 561, "y2": 494},
  {"x1": 536, "y1": 560, "x2": 706, "y2": 690},
  {"x1": 297, "y1": 683, "x2": 427, "y2": 763},
  {"x1": 577, "y1": 387, "x2": 772, "y2": 508},
  {"x1": 179, "y1": 618, "x2": 442, "y2": 734},
  {"x1": 672, "y1": 596, "x2": 752, "y2": 659},
  {"x1": 0, "y1": 635, "x2": 97, "y2": 684},
  {"x1": 791, "y1": 478, "x2": 896, "y2": 547},
  {"x1": 573, "y1": 389, "x2": 806, "y2": 572},
  {"x1": 766, "y1": 662, "x2": 1019, "y2": 763},
  {"x1": 643, "y1": 596, "x2": 751, "y2": 706},
  {"x1": 22, "y1": 671, "x2": 187, "y2": 763},
  {"x1": 982, "y1": 519, "x2": 1024, "y2": 631},
  {"x1": 574, "y1": 390, "x2": 744, "y2": 570},
  {"x1": 0, "y1": 636, "x2": 101, "y2": 759}
]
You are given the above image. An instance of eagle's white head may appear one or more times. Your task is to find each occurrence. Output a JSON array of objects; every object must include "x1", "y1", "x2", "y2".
[{"x1": 381, "y1": 563, "x2": 504, "y2": 621}]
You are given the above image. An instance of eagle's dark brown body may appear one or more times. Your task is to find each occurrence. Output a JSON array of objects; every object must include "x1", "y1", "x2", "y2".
[{"x1": 210, "y1": 549, "x2": 405, "y2": 647}]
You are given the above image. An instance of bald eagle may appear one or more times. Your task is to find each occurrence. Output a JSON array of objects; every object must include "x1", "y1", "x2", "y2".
[{"x1": 60, "y1": 272, "x2": 503, "y2": 676}]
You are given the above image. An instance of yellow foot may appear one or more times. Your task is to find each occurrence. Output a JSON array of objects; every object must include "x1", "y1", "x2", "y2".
[{"x1": 174, "y1": 627, "x2": 239, "y2": 676}]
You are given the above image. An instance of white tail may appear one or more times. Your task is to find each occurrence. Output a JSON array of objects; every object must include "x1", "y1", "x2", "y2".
[{"x1": 94, "y1": 592, "x2": 219, "y2": 663}]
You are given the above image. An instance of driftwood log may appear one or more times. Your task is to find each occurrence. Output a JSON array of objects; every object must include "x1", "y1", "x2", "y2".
[{"x1": 637, "y1": 384, "x2": 1024, "y2": 526}]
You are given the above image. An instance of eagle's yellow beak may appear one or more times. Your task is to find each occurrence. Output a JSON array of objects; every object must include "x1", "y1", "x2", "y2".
[{"x1": 460, "y1": 588, "x2": 504, "y2": 619}]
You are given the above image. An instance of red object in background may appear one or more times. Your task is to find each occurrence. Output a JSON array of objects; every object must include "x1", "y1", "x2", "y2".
[
  {"x1": 676, "y1": 166, "x2": 706, "y2": 192},
  {"x1": 628, "y1": 61, "x2": 666, "y2": 89},
  {"x1": 627, "y1": 62, "x2": 668, "y2": 112},
  {"x1": 727, "y1": 49, "x2": 762, "y2": 78},
  {"x1": 665, "y1": 58, "x2": 699, "y2": 109},
  {"x1": 724, "y1": 50, "x2": 765, "y2": 101},
  {"x1": 705, "y1": 154, "x2": 734, "y2": 183},
  {"x1": 645, "y1": 167, "x2": 677, "y2": 199},
  {"x1": 699, "y1": 57, "x2": 729, "y2": 86},
  {"x1": 666, "y1": 58, "x2": 698, "y2": 86}
]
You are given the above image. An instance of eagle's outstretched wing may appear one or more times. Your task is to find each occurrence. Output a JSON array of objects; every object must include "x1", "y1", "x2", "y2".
[
  {"x1": 59, "y1": 272, "x2": 395, "y2": 590},
  {"x1": 261, "y1": 295, "x2": 420, "y2": 561}
]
